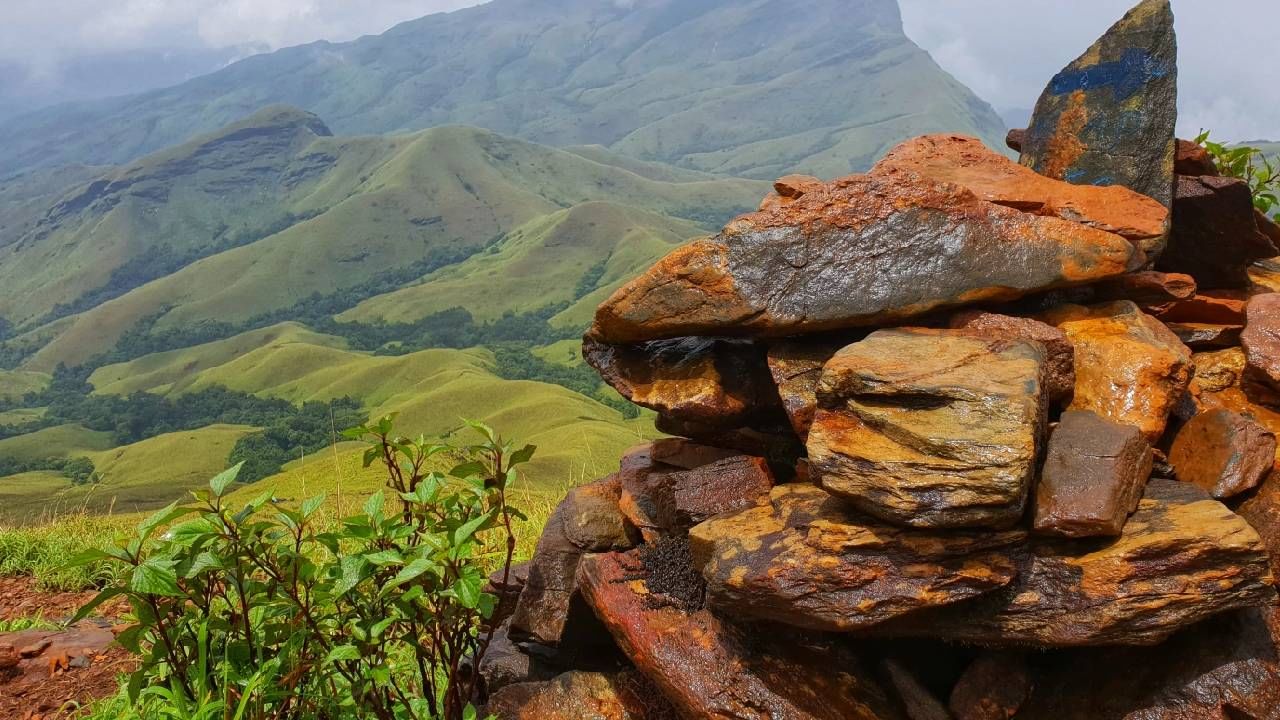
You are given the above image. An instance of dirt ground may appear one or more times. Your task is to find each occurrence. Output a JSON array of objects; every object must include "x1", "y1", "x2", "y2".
[{"x1": 0, "y1": 576, "x2": 134, "y2": 719}]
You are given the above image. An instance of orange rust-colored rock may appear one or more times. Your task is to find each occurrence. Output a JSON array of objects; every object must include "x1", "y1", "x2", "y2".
[
  {"x1": 688, "y1": 484, "x2": 1023, "y2": 633},
  {"x1": 1165, "y1": 322, "x2": 1241, "y2": 350},
  {"x1": 809, "y1": 328, "x2": 1048, "y2": 529},
  {"x1": 582, "y1": 337, "x2": 782, "y2": 427},
  {"x1": 949, "y1": 310, "x2": 1075, "y2": 403},
  {"x1": 590, "y1": 169, "x2": 1139, "y2": 343},
  {"x1": 1175, "y1": 138, "x2": 1219, "y2": 176},
  {"x1": 765, "y1": 339, "x2": 845, "y2": 439},
  {"x1": 757, "y1": 174, "x2": 825, "y2": 211},
  {"x1": 1043, "y1": 301, "x2": 1192, "y2": 441},
  {"x1": 1152, "y1": 291, "x2": 1248, "y2": 325},
  {"x1": 874, "y1": 134, "x2": 1168, "y2": 254},
  {"x1": 651, "y1": 454, "x2": 773, "y2": 530},
  {"x1": 486, "y1": 670, "x2": 669, "y2": 720},
  {"x1": 577, "y1": 551, "x2": 904, "y2": 720},
  {"x1": 1169, "y1": 408, "x2": 1276, "y2": 499},
  {"x1": 1094, "y1": 270, "x2": 1196, "y2": 308},
  {"x1": 1194, "y1": 348, "x2": 1247, "y2": 393},
  {"x1": 866, "y1": 481, "x2": 1276, "y2": 647},
  {"x1": 1158, "y1": 175, "x2": 1279, "y2": 289}
]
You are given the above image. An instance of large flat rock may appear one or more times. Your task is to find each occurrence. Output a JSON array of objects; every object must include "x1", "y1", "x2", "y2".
[
  {"x1": 808, "y1": 328, "x2": 1048, "y2": 528},
  {"x1": 688, "y1": 484, "x2": 1024, "y2": 632},
  {"x1": 590, "y1": 169, "x2": 1139, "y2": 343},
  {"x1": 876, "y1": 134, "x2": 1168, "y2": 255},
  {"x1": 1020, "y1": 0, "x2": 1178, "y2": 209},
  {"x1": 577, "y1": 551, "x2": 904, "y2": 720},
  {"x1": 868, "y1": 481, "x2": 1275, "y2": 647}
]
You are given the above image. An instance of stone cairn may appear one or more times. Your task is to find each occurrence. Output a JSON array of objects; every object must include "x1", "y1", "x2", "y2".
[{"x1": 481, "y1": 1, "x2": 1280, "y2": 717}]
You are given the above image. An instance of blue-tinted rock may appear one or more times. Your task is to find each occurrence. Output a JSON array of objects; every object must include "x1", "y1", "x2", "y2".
[{"x1": 1021, "y1": 0, "x2": 1177, "y2": 210}]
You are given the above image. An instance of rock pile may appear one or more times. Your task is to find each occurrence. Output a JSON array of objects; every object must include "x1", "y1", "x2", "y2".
[{"x1": 480, "y1": 2, "x2": 1280, "y2": 717}]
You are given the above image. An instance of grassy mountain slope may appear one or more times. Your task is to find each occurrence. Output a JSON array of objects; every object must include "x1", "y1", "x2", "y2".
[
  {"x1": 0, "y1": 369, "x2": 49, "y2": 400},
  {"x1": 0, "y1": 424, "x2": 257, "y2": 522},
  {"x1": 0, "y1": 0, "x2": 1005, "y2": 180},
  {"x1": 6, "y1": 118, "x2": 761, "y2": 370},
  {"x1": 0, "y1": 424, "x2": 114, "y2": 462},
  {"x1": 338, "y1": 201, "x2": 702, "y2": 325},
  {"x1": 85, "y1": 325, "x2": 655, "y2": 494}
]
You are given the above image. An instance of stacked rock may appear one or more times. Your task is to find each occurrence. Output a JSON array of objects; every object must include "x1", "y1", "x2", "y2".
[{"x1": 482, "y1": 1, "x2": 1280, "y2": 718}]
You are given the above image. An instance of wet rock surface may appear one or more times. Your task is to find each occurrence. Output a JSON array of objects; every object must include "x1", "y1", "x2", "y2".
[
  {"x1": 949, "y1": 309, "x2": 1076, "y2": 403},
  {"x1": 809, "y1": 328, "x2": 1048, "y2": 529},
  {"x1": 876, "y1": 133, "x2": 1169, "y2": 254},
  {"x1": 486, "y1": 670, "x2": 674, "y2": 720},
  {"x1": 1044, "y1": 301, "x2": 1193, "y2": 441},
  {"x1": 868, "y1": 481, "x2": 1275, "y2": 647},
  {"x1": 578, "y1": 551, "x2": 905, "y2": 720},
  {"x1": 1019, "y1": 0, "x2": 1177, "y2": 208},
  {"x1": 1170, "y1": 408, "x2": 1276, "y2": 499},
  {"x1": 1033, "y1": 410, "x2": 1152, "y2": 538},
  {"x1": 582, "y1": 336, "x2": 782, "y2": 427},
  {"x1": 766, "y1": 339, "x2": 845, "y2": 438},
  {"x1": 1244, "y1": 294, "x2": 1280, "y2": 396},
  {"x1": 688, "y1": 484, "x2": 1024, "y2": 632},
  {"x1": 590, "y1": 169, "x2": 1139, "y2": 344},
  {"x1": 650, "y1": 454, "x2": 773, "y2": 530}
]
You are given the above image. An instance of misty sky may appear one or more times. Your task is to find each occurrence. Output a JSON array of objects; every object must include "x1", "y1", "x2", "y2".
[{"x1": 0, "y1": 0, "x2": 1275, "y2": 140}]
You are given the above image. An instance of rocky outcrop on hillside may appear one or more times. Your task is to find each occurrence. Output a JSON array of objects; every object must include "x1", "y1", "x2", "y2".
[{"x1": 481, "y1": 2, "x2": 1280, "y2": 717}]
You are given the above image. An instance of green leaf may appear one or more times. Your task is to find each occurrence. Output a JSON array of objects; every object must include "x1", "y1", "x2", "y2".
[
  {"x1": 363, "y1": 549, "x2": 405, "y2": 567},
  {"x1": 301, "y1": 494, "x2": 326, "y2": 519},
  {"x1": 363, "y1": 490, "x2": 385, "y2": 521},
  {"x1": 450, "y1": 460, "x2": 486, "y2": 480},
  {"x1": 383, "y1": 558, "x2": 435, "y2": 593},
  {"x1": 326, "y1": 645, "x2": 361, "y2": 663},
  {"x1": 209, "y1": 463, "x2": 245, "y2": 498},
  {"x1": 130, "y1": 558, "x2": 183, "y2": 597},
  {"x1": 333, "y1": 555, "x2": 368, "y2": 598},
  {"x1": 68, "y1": 588, "x2": 126, "y2": 625},
  {"x1": 452, "y1": 508, "x2": 497, "y2": 546},
  {"x1": 185, "y1": 551, "x2": 223, "y2": 578},
  {"x1": 453, "y1": 572, "x2": 485, "y2": 610},
  {"x1": 136, "y1": 501, "x2": 194, "y2": 544},
  {"x1": 509, "y1": 444, "x2": 537, "y2": 466}
]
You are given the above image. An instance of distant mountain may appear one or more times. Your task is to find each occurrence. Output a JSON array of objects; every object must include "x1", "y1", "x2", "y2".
[
  {"x1": 0, "y1": 0, "x2": 1004, "y2": 180},
  {"x1": 0, "y1": 46, "x2": 244, "y2": 120},
  {"x1": 0, "y1": 107, "x2": 764, "y2": 369}
]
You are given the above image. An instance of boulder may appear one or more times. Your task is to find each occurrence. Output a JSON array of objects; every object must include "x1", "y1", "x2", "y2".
[
  {"x1": 1093, "y1": 270, "x2": 1196, "y2": 308},
  {"x1": 867, "y1": 481, "x2": 1276, "y2": 647},
  {"x1": 1194, "y1": 348, "x2": 1247, "y2": 393},
  {"x1": 808, "y1": 328, "x2": 1048, "y2": 529},
  {"x1": 1043, "y1": 301, "x2": 1192, "y2": 441},
  {"x1": 509, "y1": 477, "x2": 635, "y2": 648},
  {"x1": 1153, "y1": 291, "x2": 1247, "y2": 325},
  {"x1": 948, "y1": 652, "x2": 1031, "y2": 720},
  {"x1": 590, "y1": 169, "x2": 1139, "y2": 344},
  {"x1": 1005, "y1": 128, "x2": 1026, "y2": 152},
  {"x1": 758, "y1": 174, "x2": 825, "y2": 212},
  {"x1": 1169, "y1": 409, "x2": 1276, "y2": 499},
  {"x1": 1014, "y1": 608, "x2": 1280, "y2": 720},
  {"x1": 559, "y1": 476, "x2": 637, "y2": 552},
  {"x1": 1033, "y1": 410, "x2": 1152, "y2": 538},
  {"x1": 1166, "y1": 323, "x2": 1241, "y2": 350},
  {"x1": 653, "y1": 415, "x2": 803, "y2": 464},
  {"x1": 1251, "y1": 258, "x2": 1280, "y2": 293},
  {"x1": 875, "y1": 133, "x2": 1168, "y2": 255},
  {"x1": 1158, "y1": 176, "x2": 1278, "y2": 289},
  {"x1": 651, "y1": 454, "x2": 773, "y2": 530},
  {"x1": 485, "y1": 670, "x2": 668, "y2": 720},
  {"x1": 949, "y1": 310, "x2": 1076, "y2": 403},
  {"x1": 582, "y1": 336, "x2": 782, "y2": 427},
  {"x1": 766, "y1": 340, "x2": 845, "y2": 438},
  {"x1": 1019, "y1": 0, "x2": 1177, "y2": 209},
  {"x1": 486, "y1": 561, "x2": 530, "y2": 629},
  {"x1": 688, "y1": 484, "x2": 1024, "y2": 632},
  {"x1": 476, "y1": 621, "x2": 558, "y2": 695},
  {"x1": 647, "y1": 437, "x2": 739, "y2": 470},
  {"x1": 577, "y1": 550, "x2": 905, "y2": 720},
  {"x1": 1243, "y1": 293, "x2": 1280, "y2": 397},
  {"x1": 1176, "y1": 138, "x2": 1219, "y2": 176}
]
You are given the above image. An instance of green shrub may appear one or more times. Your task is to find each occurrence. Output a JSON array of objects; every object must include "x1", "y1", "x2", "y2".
[
  {"x1": 74, "y1": 415, "x2": 531, "y2": 720},
  {"x1": 1197, "y1": 130, "x2": 1280, "y2": 215}
]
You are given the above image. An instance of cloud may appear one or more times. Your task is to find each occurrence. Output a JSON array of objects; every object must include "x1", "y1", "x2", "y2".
[{"x1": 900, "y1": 0, "x2": 1280, "y2": 141}]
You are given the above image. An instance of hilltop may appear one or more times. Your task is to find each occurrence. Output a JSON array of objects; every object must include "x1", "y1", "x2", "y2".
[{"x1": 0, "y1": 0, "x2": 1004, "y2": 180}]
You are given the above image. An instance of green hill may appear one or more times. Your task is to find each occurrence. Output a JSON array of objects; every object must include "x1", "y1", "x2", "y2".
[
  {"x1": 0, "y1": 0, "x2": 1004, "y2": 181},
  {"x1": 2, "y1": 117, "x2": 762, "y2": 370}
]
